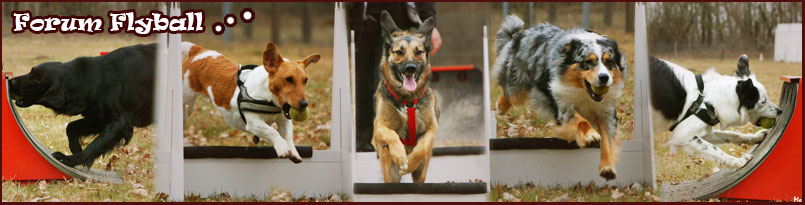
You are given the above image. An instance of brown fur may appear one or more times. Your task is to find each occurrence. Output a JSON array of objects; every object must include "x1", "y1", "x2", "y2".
[
  {"x1": 373, "y1": 30, "x2": 438, "y2": 183},
  {"x1": 262, "y1": 43, "x2": 320, "y2": 109},
  {"x1": 182, "y1": 45, "x2": 238, "y2": 109}
]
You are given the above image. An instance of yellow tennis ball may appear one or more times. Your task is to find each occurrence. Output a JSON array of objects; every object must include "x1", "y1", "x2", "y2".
[
  {"x1": 289, "y1": 108, "x2": 309, "y2": 122},
  {"x1": 759, "y1": 117, "x2": 775, "y2": 129},
  {"x1": 591, "y1": 86, "x2": 609, "y2": 95}
]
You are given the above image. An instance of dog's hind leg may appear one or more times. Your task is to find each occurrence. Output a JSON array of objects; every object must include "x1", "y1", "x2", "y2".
[
  {"x1": 496, "y1": 94, "x2": 512, "y2": 114},
  {"x1": 555, "y1": 111, "x2": 601, "y2": 147},
  {"x1": 702, "y1": 129, "x2": 767, "y2": 145},
  {"x1": 54, "y1": 116, "x2": 133, "y2": 167},
  {"x1": 669, "y1": 118, "x2": 752, "y2": 168},
  {"x1": 277, "y1": 118, "x2": 302, "y2": 163},
  {"x1": 65, "y1": 118, "x2": 103, "y2": 168}
]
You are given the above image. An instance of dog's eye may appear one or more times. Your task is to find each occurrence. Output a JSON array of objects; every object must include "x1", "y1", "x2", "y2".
[
  {"x1": 394, "y1": 50, "x2": 404, "y2": 56},
  {"x1": 415, "y1": 50, "x2": 424, "y2": 55},
  {"x1": 285, "y1": 77, "x2": 294, "y2": 83},
  {"x1": 303, "y1": 78, "x2": 308, "y2": 84},
  {"x1": 605, "y1": 60, "x2": 616, "y2": 69}
]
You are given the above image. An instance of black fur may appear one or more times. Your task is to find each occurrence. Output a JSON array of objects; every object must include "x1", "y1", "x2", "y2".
[
  {"x1": 596, "y1": 38, "x2": 626, "y2": 72},
  {"x1": 736, "y1": 78, "x2": 759, "y2": 110},
  {"x1": 649, "y1": 56, "x2": 688, "y2": 121},
  {"x1": 735, "y1": 54, "x2": 751, "y2": 77},
  {"x1": 8, "y1": 43, "x2": 156, "y2": 167}
]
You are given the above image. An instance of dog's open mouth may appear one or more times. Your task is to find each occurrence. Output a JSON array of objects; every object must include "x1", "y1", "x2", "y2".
[
  {"x1": 400, "y1": 73, "x2": 418, "y2": 92},
  {"x1": 584, "y1": 80, "x2": 606, "y2": 102},
  {"x1": 282, "y1": 103, "x2": 292, "y2": 119}
]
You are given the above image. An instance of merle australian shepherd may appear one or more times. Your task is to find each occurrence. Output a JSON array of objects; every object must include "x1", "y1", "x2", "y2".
[
  {"x1": 8, "y1": 43, "x2": 156, "y2": 168},
  {"x1": 493, "y1": 15, "x2": 627, "y2": 180}
]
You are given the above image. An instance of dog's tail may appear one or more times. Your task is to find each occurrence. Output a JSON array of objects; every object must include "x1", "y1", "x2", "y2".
[{"x1": 495, "y1": 15, "x2": 524, "y2": 54}]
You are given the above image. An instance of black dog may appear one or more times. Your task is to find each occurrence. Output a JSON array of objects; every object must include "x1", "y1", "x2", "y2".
[{"x1": 8, "y1": 43, "x2": 156, "y2": 168}]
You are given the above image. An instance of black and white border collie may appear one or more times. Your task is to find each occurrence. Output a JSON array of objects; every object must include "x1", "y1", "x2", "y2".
[{"x1": 650, "y1": 55, "x2": 782, "y2": 167}]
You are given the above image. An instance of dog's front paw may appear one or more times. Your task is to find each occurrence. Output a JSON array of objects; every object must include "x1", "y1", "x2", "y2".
[
  {"x1": 389, "y1": 144, "x2": 408, "y2": 174},
  {"x1": 726, "y1": 154, "x2": 752, "y2": 168},
  {"x1": 599, "y1": 165, "x2": 617, "y2": 180},
  {"x1": 748, "y1": 129, "x2": 769, "y2": 144},
  {"x1": 52, "y1": 152, "x2": 81, "y2": 167},
  {"x1": 287, "y1": 142, "x2": 303, "y2": 164},
  {"x1": 273, "y1": 143, "x2": 291, "y2": 158},
  {"x1": 577, "y1": 129, "x2": 601, "y2": 147}
]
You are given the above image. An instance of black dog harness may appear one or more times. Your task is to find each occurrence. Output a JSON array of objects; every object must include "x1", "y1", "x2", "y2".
[
  {"x1": 669, "y1": 74, "x2": 720, "y2": 131},
  {"x1": 236, "y1": 65, "x2": 284, "y2": 123}
]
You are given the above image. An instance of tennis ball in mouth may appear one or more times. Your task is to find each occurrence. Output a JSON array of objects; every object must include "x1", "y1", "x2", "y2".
[
  {"x1": 759, "y1": 117, "x2": 775, "y2": 129},
  {"x1": 591, "y1": 86, "x2": 609, "y2": 95},
  {"x1": 289, "y1": 108, "x2": 309, "y2": 122}
]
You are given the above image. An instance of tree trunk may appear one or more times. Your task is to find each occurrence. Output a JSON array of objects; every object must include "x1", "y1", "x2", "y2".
[
  {"x1": 625, "y1": 2, "x2": 634, "y2": 33},
  {"x1": 271, "y1": 4, "x2": 280, "y2": 44},
  {"x1": 302, "y1": 3, "x2": 311, "y2": 44},
  {"x1": 548, "y1": 3, "x2": 556, "y2": 23},
  {"x1": 604, "y1": 3, "x2": 612, "y2": 26}
]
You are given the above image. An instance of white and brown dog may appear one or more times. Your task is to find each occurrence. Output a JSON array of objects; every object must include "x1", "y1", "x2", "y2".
[{"x1": 181, "y1": 42, "x2": 320, "y2": 163}]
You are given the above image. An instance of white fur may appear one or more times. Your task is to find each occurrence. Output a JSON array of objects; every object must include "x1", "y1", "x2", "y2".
[
  {"x1": 182, "y1": 58, "x2": 302, "y2": 161},
  {"x1": 191, "y1": 50, "x2": 223, "y2": 63},
  {"x1": 652, "y1": 58, "x2": 780, "y2": 168}
]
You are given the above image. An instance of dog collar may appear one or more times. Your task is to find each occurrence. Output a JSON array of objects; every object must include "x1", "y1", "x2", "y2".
[
  {"x1": 384, "y1": 81, "x2": 428, "y2": 146},
  {"x1": 236, "y1": 64, "x2": 284, "y2": 124},
  {"x1": 670, "y1": 74, "x2": 720, "y2": 131}
]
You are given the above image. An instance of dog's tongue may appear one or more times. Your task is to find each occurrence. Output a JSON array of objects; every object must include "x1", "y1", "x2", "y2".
[{"x1": 403, "y1": 75, "x2": 417, "y2": 92}]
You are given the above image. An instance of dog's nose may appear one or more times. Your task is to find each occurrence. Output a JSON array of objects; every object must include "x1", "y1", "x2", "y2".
[
  {"x1": 598, "y1": 74, "x2": 609, "y2": 84},
  {"x1": 405, "y1": 64, "x2": 417, "y2": 73},
  {"x1": 298, "y1": 100, "x2": 308, "y2": 110},
  {"x1": 776, "y1": 108, "x2": 782, "y2": 115}
]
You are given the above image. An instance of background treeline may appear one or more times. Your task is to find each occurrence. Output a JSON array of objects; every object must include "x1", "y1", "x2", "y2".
[{"x1": 648, "y1": 2, "x2": 802, "y2": 59}]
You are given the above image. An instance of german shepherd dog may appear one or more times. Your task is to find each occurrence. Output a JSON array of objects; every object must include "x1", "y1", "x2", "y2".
[
  {"x1": 493, "y1": 15, "x2": 627, "y2": 180},
  {"x1": 372, "y1": 11, "x2": 439, "y2": 183}
]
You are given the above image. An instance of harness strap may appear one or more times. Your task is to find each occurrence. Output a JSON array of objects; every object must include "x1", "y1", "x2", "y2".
[
  {"x1": 670, "y1": 74, "x2": 720, "y2": 131},
  {"x1": 237, "y1": 64, "x2": 283, "y2": 123},
  {"x1": 383, "y1": 81, "x2": 428, "y2": 146}
]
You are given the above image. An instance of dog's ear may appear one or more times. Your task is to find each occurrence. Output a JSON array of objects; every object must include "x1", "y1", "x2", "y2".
[
  {"x1": 38, "y1": 81, "x2": 66, "y2": 109},
  {"x1": 560, "y1": 39, "x2": 581, "y2": 58},
  {"x1": 736, "y1": 78, "x2": 759, "y2": 110},
  {"x1": 735, "y1": 54, "x2": 751, "y2": 77},
  {"x1": 416, "y1": 17, "x2": 436, "y2": 51},
  {"x1": 380, "y1": 10, "x2": 401, "y2": 45},
  {"x1": 299, "y1": 54, "x2": 321, "y2": 68},
  {"x1": 263, "y1": 42, "x2": 283, "y2": 75}
]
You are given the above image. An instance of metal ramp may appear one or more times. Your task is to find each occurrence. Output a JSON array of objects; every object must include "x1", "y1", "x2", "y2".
[{"x1": 3, "y1": 75, "x2": 123, "y2": 184}]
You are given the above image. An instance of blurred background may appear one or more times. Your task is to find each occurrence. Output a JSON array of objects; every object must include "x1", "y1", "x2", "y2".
[{"x1": 648, "y1": 2, "x2": 802, "y2": 60}]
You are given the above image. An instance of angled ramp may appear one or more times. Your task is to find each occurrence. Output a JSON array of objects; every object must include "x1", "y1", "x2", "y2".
[
  {"x1": 2, "y1": 75, "x2": 122, "y2": 184},
  {"x1": 660, "y1": 79, "x2": 800, "y2": 201}
]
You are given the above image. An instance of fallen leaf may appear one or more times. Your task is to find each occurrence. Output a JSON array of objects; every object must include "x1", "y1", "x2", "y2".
[
  {"x1": 611, "y1": 188, "x2": 624, "y2": 199},
  {"x1": 128, "y1": 188, "x2": 149, "y2": 198}
]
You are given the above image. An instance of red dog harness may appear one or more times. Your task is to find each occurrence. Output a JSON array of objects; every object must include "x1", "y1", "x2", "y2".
[{"x1": 384, "y1": 81, "x2": 428, "y2": 146}]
